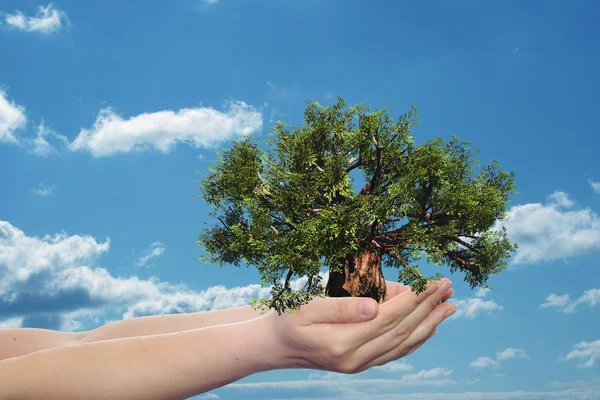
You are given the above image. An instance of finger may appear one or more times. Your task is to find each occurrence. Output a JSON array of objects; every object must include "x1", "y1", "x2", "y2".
[
  {"x1": 347, "y1": 279, "x2": 451, "y2": 361},
  {"x1": 436, "y1": 287, "x2": 454, "y2": 306},
  {"x1": 345, "y1": 278, "x2": 442, "y2": 348},
  {"x1": 355, "y1": 323, "x2": 439, "y2": 372},
  {"x1": 362, "y1": 305, "x2": 452, "y2": 371},
  {"x1": 398, "y1": 279, "x2": 452, "y2": 333},
  {"x1": 400, "y1": 303, "x2": 455, "y2": 351},
  {"x1": 384, "y1": 281, "x2": 410, "y2": 298},
  {"x1": 402, "y1": 328, "x2": 437, "y2": 358},
  {"x1": 298, "y1": 296, "x2": 379, "y2": 325}
]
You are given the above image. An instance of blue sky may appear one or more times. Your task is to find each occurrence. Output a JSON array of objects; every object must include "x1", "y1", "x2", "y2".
[{"x1": 1, "y1": 1, "x2": 599, "y2": 399}]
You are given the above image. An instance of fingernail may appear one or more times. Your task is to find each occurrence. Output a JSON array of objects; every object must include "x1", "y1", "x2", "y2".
[
  {"x1": 439, "y1": 281, "x2": 451, "y2": 294},
  {"x1": 360, "y1": 301, "x2": 375, "y2": 317},
  {"x1": 445, "y1": 308, "x2": 456, "y2": 318}
]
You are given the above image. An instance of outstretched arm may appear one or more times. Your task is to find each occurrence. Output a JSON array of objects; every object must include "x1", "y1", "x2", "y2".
[
  {"x1": 0, "y1": 306, "x2": 263, "y2": 362},
  {"x1": 0, "y1": 279, "x2": 455, "y2": 399},
  {"x1": 0, "y1": 281, "x2": 454, "y2": 361},
  {"x1": 0, "y1": 315, "x2": 281, "y2": 400}
]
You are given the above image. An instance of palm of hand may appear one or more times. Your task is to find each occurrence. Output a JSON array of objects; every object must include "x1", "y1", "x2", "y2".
[{"x1": 267, "y1": 279, "x2": 456, "y2": 374}]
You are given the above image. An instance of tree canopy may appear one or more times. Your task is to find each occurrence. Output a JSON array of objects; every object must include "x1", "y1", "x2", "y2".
[{"x1": 198, "y1": 98, "x2": 517, "y2": 315}]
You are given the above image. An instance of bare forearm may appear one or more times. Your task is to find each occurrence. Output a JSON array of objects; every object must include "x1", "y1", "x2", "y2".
[
  {"x1": 82, "y1": 305, "x2": 263, "y2": 344},
  {"x1": 0, "y1": 316, "x2": 284, "y2": 400},
  {"x1": 0, "y1": 306, "x2": 263, "y2": 361}
]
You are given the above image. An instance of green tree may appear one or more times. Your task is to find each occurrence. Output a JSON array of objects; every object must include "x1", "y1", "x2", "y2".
[{"x1": 198, "y1": 98, "x2": 517, "y2": 316}]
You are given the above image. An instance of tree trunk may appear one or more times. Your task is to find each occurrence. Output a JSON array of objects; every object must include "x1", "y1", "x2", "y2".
[{"x1": 325, "y1": 250, "x2": 388, "y2": 304}]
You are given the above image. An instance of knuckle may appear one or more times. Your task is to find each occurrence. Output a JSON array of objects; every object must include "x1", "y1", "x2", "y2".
[
  {"x1": 338, "y1": 359, "x2": 359, "y2": 374},
  {"x1": 394, "y1": 323, "x2": 411, "y2": 338},
  {"x1": 381, "y1": 314, "x2": 396, "y2": 328},
  {"x1": 335, "y1": 303, "x2": 347, "y2": 321},
  {"x1": 397, "y1": 342, "x2": 412, "y2": 356},
  {"x1": 328, "y1": 343, "x2": 347, "y2": 359},
  {"x1": 429, "y1": 298, "x2": 438, "y2": 311}
]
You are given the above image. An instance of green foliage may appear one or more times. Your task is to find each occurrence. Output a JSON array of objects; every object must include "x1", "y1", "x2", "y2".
[{"x1": 198, "y1": 97, "x2": 517, "y2": 315}]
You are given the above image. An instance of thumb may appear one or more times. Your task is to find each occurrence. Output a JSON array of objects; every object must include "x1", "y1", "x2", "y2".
[{"x1": 304, "y1": 296, "x2": 379, "y2": 324}]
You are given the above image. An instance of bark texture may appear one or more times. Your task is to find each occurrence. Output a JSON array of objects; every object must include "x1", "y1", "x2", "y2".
[{"x1": 325, "y1": 251, "x2": 388, "y2": 303}]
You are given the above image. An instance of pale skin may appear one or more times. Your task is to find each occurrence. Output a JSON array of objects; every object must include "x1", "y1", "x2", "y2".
[{"x1": 0, "y1": 279, "x2": 456, "y2": 399}]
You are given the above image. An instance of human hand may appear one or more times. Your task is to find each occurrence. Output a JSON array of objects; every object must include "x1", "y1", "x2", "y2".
[
  {"x1": 384, "y1": 279, "x2": 454, "y2": 304},
  {"x1": 267, "y1": 278, "x2": 456, "y2": 374}
]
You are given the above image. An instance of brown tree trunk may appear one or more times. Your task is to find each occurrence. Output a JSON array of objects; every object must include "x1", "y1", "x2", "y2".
[{"x1": 325, "y1": 250, "x2": 388, "y2": 304}]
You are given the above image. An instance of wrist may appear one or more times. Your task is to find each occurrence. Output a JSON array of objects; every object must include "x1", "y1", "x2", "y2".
[{"x1": 260, "y1": 311, "x2": 310, "y2": 370}]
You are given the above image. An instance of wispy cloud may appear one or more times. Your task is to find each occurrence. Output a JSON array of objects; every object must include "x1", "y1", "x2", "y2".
[
  {"x1": 541, "y1": 288, "x2": 600, "y2": 313},
  {"x1": 1, "y1": 3, "x2": 68, "y2": 34},
  {"x1": 560, "y1": 339, "x2": 600, "y2": 368},
  {"x1": 495, "y1": 191, "x2": 600, "y2": 264},
  {"x1": 589, "y1": 178, "x2": 600, "y2": 194},
  {"x1": 372, "y1": 361, "x2": 413, "y2": 373},
  {"x1": 192, "y1": 0, "x2": 220, "y2": 12},
  {"x1": 447, "y1": 296, "x2": 503, "y2": 319},
  {"x1": 69, "y1": 100, "x2": 262, "y2": 157},
  {"x1": 232, "y1": 368, "x2": 455, "y2": 392},
  {"x1": 469, "y1": 357, "x2": 500, "y2": 370},
  {"x1": 0, "y1": 220, "x2": 325, "y2": 330},
  {"x1": 235, "y1": 389, "x2": 600, "y2": 400},
  {"x1": 547, "y1": 191, "x2": 574, "y2": 208},
  {"x1": 25, "y1": 120, "x2": 68, "y2": 157},
  {"x1": 496, "y1": 347, "x2": 529, "y2": 361},
  {"x1": 137, "y1": 241, "x2": 166, "y2": 268},
  {"x1": 265, "y1": 81, "x2": 299, "y2": 99},
  {"x1": 31, "y1": 183, "x2": 56, "y2": 197},
  {"x1": 0, "y1": 89, "x2": 27, "y2": 144},
  {"x1": 470, "y1": 347, "x2": 528, "y2": 370}
]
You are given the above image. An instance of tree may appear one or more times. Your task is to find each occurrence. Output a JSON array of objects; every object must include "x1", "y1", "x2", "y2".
[{"x1": 198, "y1": 98, "x2": 517, "y2": 316}]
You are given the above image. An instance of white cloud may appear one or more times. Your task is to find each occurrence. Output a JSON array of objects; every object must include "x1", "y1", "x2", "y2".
[
  {"x1": 470, "y1": 347, "x2": 528, "y2": 370},
  {"x1": 232, "y1": 369, "x2": 455, "y2": 392},
  {"x1": 495, "y1": 192, "x2": 600, "y2": 264},
  {"x1": 540, "y1": 288, "x2": 600, "y2": 313},
  {"x1": 551, "y1": 376, "x2": 600, "y2": 390},
  {"x1": 473, "y1": 287, "x2": 491, "y2": 298},
  {"x1": 137, "y1": 241, "x2": 166, "y2": 268},
  {"x1": 469, "y1": 357, "x2": 500, "y2": 370},
  {"x1": 69, "y1": 101, "x2": 262, "y2": 157},
  {"x1": 0, "y1": 90, "x2": 27, "y2": 144},
  {"x1": 0, "y1": 317, "x2": 23, "y2": 328},
  {"x1": 0, "y1": 220, "x2": 328, "y2": 330},
  {"x1": 25, "y1": 120, "x2": 68, "y2": 157},
  {"x1": 235, "y1": 389, "x2": 600, "y2": 400},
  {"x1": 31, "y1": 183, "x2": 56, "y2": 197},
  {"x1": 548, "y1": 191, "x2": 574, "y2": 208},
  {"x1": 560, "y1": 339, "x2": 600, "y2": 368},
  {"x1": 540, "y1": 293, "x2": 571, "y2": 309},
  {"x1": 265, "y1": 81, "x2": 299, "y2": 99},
  {"x1": 372, "y1": 361, "x2": 413, "y2": 373},
  {"x1": 448, "y1": 297, "x2": 503, "y2": 319},
  {"x1": 496, "y1": 348, "x2": 529, "y2": 360},
  {"x1": 191, "y1": 0, "x2": 220, "y2": 12},
  {"x1": 589, "y1": 179, "x2": 600, "y2": 194},
  {"x1": 2, "y1": 3, "x2": 68, "y2": 34},
  {"x1": 399, "y1": 368, "x2": 453, "y2": 384}
]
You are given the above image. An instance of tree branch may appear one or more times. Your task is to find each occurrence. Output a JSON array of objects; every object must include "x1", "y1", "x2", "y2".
[
  {"x1": 452, "y1": 237, "x2": 477, "y2": 251},
  {"x1": 284, "y1": 269, "x2": 294, "y2": 292},
  {"x1": 391, "y1": 252, "x2": 423, "y2": 282},
  {"x1": 346, "y1": 157, "x2": 363, "y2": 173}
]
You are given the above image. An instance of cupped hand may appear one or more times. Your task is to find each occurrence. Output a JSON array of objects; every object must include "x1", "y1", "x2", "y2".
[{"x1": 267, "y1": 278, "x2": 456, "y2": 374}]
